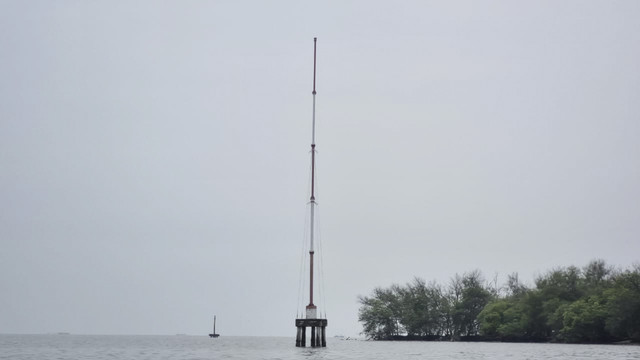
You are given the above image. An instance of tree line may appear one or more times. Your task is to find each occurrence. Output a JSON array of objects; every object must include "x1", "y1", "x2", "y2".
[{"x1": 357, "y1": 260, "x2": 640, "y2": 343}]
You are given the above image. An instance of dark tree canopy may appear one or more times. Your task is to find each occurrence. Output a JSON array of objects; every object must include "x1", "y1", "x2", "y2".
[{"x1": 358, "y1": 260, "x2": 640, "y2": 343}]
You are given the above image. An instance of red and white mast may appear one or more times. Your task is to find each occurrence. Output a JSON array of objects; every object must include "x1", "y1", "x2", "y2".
[
  {"x1": 295, "y1": 37, "x2": 327, "y2": 348},
  {"x1": 306, "y1": 37, "x2": 318, "y2": 319}
]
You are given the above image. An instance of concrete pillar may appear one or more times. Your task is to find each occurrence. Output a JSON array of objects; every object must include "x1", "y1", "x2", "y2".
[{"x1": 295, "y1": 319, "x2": 327, "y2": 348}]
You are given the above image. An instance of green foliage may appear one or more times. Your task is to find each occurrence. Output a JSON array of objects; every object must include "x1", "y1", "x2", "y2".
[
  {"x1": 498, "y1": 301, "x2": 528, "y2": 339},
  {"x1": 358, "y1": 260, "x2": 640, "y2": 343},
  {"x1": 478, "y1": 300, "x2": 509, "y2": 338},
  {"x1": 358, "y1": 286, "x2": 403, "y2": 340},
  {"x1": 358, "y1": 270, "x2": 494, "y2": 340},
  {"x1": 582, "y1": 259, "x2": 612, "y2": 292},
  {"x1": 505, "y1": 272, "x2": 527, "y2": 298},
  {"x1": 399, "y1": 278, "x2": 447, "y2": 336},
  {"x1": 519, "y1": 290, "x2": 548, "y2": 341},
  {"x1": 603, "y1": 265, "x2": 640, "y2": 341},
  {"x1": 455, "y1": 270, "x2": 493, "y2": 336},
  {"x1": 536, "y1": 266, "x2": 583, "y2": 302},
  {"x1": 559, "y1": 296, "x2": 607, "y2": 343}
]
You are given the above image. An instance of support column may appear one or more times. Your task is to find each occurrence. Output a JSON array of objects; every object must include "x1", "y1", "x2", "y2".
[{"x1": 295, "y1": 318, "x2": 327, "y2": 348}]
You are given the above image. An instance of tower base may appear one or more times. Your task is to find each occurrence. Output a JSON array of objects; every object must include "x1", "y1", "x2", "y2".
[{"x1": 295, "y1": 318, "x2": 327, "y2": 347}]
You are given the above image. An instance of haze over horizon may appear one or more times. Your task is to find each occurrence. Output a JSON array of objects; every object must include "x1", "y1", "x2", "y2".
[{"x1": 1, "y1": 1, "x2": 639, "y2": 337}]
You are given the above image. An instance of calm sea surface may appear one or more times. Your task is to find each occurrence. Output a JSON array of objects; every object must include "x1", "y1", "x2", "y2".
[{"x1": 1, "y1": 335, "x2": 639, "y2": 360}]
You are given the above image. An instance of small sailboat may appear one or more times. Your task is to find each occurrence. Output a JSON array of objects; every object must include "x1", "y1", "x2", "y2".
[{"x1": 209, "y1": 315, "x2": 220, "y2": 338}]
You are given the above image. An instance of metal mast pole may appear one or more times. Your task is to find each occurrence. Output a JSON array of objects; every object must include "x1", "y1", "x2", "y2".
[
  {"x1": 308, "y1": 37, "x2": 317, "y2": 316},
  {"x1": 296, "y1": 37, "x2": 327, "y2": 348}
]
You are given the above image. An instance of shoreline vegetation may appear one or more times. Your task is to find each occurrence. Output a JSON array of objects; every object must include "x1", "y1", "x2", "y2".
[{"x1": 358, "y1": 260, "x2": 640, "y2": 344}]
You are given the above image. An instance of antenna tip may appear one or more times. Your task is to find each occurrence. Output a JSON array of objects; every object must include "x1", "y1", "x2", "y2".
[{"x1": 314, "y1": 37, "x2": 317, "y2": 41}]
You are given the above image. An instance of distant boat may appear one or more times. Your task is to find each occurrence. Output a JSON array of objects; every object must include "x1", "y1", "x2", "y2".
[{"x1": 209, "y1": 315, "x2": 220, "y2": 338}]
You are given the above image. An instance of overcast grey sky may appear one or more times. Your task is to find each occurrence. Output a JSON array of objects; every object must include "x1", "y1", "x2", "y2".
[{"x1": 1, "y1": 1, "x2": 639, "y2": 337}]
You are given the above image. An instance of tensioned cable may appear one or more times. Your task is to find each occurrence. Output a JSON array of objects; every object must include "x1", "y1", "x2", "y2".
[
  {"x1": 296, "y1": 159, "x2": 313, "y2": 318},
  {"x1": 315, "y1": 162, "x2": 327, "y2": 319},
  {"x1": 296, "y1": 208, "x2": 308, "y2": 318},
  {"x1": 317, "y1": 210, "x2": 327, "y2": 318},
  {"x1": 311, "y1": 149, "x2": 326, "y2": 319}
]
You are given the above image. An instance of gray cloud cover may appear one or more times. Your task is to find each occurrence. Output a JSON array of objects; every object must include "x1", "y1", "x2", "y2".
[{"x1": 1, "y1": 1, "x2": 639, "y2": 337}]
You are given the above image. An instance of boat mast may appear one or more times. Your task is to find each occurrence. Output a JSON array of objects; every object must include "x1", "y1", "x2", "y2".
[
  {"x1": 213, "y1": 315, "x2": 216, "y2": 334},
  {"x1": 308, "y1": 37, "x2": 318, "y2": 317}
]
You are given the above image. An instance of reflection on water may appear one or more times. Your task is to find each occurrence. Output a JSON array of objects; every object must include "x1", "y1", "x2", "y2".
[{"x1": 1, "y1": 334, "x2": 639, "y2": 360}]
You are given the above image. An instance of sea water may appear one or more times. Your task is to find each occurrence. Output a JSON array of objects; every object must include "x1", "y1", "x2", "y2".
[{"x1": 1, "y1": 334, "x2": 639, "y2": 360}]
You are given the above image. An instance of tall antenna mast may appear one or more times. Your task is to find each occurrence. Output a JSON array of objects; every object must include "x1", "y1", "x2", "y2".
[
  {"x1": 295, "y1": 37, "x2": 327, "y2": 348},
  {"x1": 309, "y1": 37, "x2": 317, "y2": 311}
]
